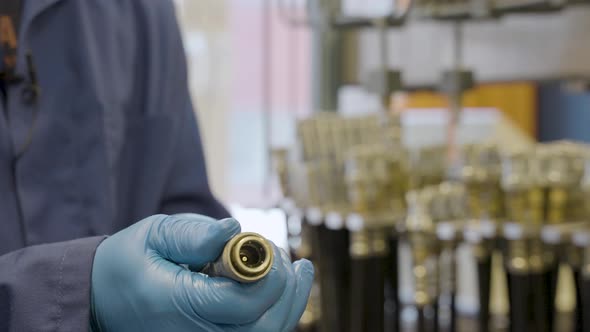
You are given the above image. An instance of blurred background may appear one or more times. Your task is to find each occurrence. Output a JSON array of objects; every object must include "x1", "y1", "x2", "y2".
[
  {"x1": 173, "y1": 1, "x2": 590, "y2": 331},
  {"x1": 174, "y1": 0, "x2": 590, "y2": 206}
]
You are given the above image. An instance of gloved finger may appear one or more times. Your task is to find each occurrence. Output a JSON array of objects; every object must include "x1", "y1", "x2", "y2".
[
  {"x1": 257, "y1": 248, "x2": 298, "y2": 332},
  {"x1": 147, "y1": 214, "x2": 241, "y2": 267},
  {"x1": 280, "y1": 259, "x2": 314, "y2": 331},
  {"x1": 181, "y1": 244, "x2": 288, "y2": 325},
  {"x1": 237, "y1": 248, "x2": 298, "y2": 332},
  {"x1": 240, "y1": 251, "x2": 314, "y2": 332}
]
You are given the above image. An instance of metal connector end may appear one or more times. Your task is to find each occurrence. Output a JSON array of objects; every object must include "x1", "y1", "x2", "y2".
[{"x1": 206, "y1": 232, "x2": 274, "y2": 283}]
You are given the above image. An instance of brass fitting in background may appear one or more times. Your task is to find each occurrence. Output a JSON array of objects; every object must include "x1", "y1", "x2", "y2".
[
  {"x1": 461, "y1": 143, "x2": 503, "y2": 220},
  {"x1": 271, "y1": 148, "x2": 290, "y2": 198},
  {"x1": 408, "y1": 146, "x2": 447, "y2": 190},
  {"x1": 501, "y1": 149, "x2": 536, "y2": 224},
  {"x1": 545, "y1": 142, "x2": 587, "y2": 223},
  {"x1": 349, "y1": 228, "x2": 371, "y2": 259},
  {"x1": 348, "y1": 225, "x2": 391, "y2": 260},
  {"x1": 344, "y1": 144, "x2": 408, "y2": 219},
  {"x1": 405, "y1": 189, "x2": 439, "y2": 308},
  {"x1": 543, "y1": 222, "x2": 590, "y2": 271},
  {"x1": 503, "y1": 223, "x2": 531, "y2": 275},
  {"x1": 433, "y1": 183, "x2": 466, "y2": 298},
  {"x1": 500, "y1": 148, "x2": 547, "y2": 274}
]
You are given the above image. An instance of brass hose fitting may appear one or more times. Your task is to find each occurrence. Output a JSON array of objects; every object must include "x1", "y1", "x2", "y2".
[
  {"x1": 205, "y1": 232, "x2": 274, "y2": 283},
  {"x1": 405, "y1": 189, "x2": 438, "y2": 308},
  {"x1": 503, "y1": 223, "x2": 530, "y2": 274},
  {"x1": 502, "y1": 149, "x2": 534, "y2": 224},
  {"x1": 271, "y1": 148, "x2": 292, "y2": 199}
]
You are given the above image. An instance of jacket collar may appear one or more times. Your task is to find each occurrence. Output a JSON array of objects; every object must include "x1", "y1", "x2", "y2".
[
  {"x1": 21, "y1": 0, "x2": 64, "y2": 37},
  {"x1": 15, "y1": 0, "x2": 64, "y2": 74}
]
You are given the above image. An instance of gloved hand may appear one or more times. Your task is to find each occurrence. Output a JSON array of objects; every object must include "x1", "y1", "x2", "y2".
[{"x1": 90, "y1": 214, "x2": 314, "y2": 332}]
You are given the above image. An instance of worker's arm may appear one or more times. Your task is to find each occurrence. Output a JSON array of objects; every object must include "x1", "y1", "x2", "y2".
[
  {"x1": 1, "y1": 215, "x2": 313, "y2": 332},
  {"x1": 91, "y1": 214, "x2": 313, "y2": 332},
  {"x1": 0, "y1": 236, "x2": 105, "y2": 331},
  {"x1": 154, "y1": 0, "x2": 229, "y2": 219}
]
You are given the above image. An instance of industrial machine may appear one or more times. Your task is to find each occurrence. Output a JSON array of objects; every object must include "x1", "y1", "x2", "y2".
[
  {"x1": 279, "y1": 115, "x2": 590, "y2": 331},
  {"x1": 270, "y1": 1, "x2": 590, "y2": 331}
]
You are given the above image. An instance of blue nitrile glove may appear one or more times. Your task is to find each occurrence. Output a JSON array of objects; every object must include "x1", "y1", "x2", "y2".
[{"x1": 90, "y1": 214, "x2": 314, "y2": 332}]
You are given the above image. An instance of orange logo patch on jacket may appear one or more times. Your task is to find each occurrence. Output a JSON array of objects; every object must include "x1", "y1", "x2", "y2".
[{"x1": 0, "y1": 15, "x2": 17, "y2": 70}]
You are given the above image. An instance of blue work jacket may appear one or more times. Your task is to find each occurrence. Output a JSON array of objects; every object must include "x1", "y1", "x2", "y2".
[{"x1": 0, "y1": 0, "x2": 229, "y2": 330}]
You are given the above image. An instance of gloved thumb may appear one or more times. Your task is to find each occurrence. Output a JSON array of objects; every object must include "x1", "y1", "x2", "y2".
[{"x1": 146, "y1": 214, "x2": 241, "y2": 269}]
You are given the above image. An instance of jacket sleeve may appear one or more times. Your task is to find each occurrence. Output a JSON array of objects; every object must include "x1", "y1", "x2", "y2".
[
  {"x1": 154, "y1": 0, "x2": 230, "y2": 220},
  {"x1": 0, "y1": 237, "x2": 105, "y2": 332}
]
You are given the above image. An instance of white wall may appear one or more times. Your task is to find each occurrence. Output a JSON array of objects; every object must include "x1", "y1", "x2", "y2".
[
  {"x1": 175, "y1": 0, "x2": 231, "y2": 201},
  {"x1": 176, "y1": 0, "x2": 313, "y2": 206},
  {"x1": 360, "y1": 7, "x2": 590, "y2": 86},
  {"x1": 178, "y1": 4, "x2": 590, "y2": 202}
]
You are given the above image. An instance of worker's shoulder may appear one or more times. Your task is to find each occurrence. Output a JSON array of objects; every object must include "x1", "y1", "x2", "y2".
[
  {"x1": 77, "y1": 0, "x2": 178, "y2": 25},
  {"x1": 127, "y1": 0, "x2": 177, "y2": 18}
]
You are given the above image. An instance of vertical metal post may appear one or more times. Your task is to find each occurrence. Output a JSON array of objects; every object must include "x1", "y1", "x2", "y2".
[
  {"x1": 446, "y1": 22, "x2": 464, "y2": 166},
  {"x1": 451, "y1": 23, "x2": 463, "y2": 116},
  {"x1": 309, "y1": 0, "x2": 342, "y2": 112},
  {"x1": 377, "y1": 18, "x2": 391, "y2": 110}
]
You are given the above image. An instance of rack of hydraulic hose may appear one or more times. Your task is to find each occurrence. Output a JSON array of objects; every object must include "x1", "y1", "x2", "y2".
[{"x1": 273, "y1": 112, "x2": 590, "y2": 332}]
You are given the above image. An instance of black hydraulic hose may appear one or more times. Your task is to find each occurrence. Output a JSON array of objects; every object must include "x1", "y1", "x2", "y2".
[
  {"x1": 365, "y1": 256, "x2": 386, "y2": 332},
  {"x1": 417, "y1": 304, "x2": 438, "y2": 332},
  {"x1": 442, "y1": 244, "x2": 457, "y2": 332},
  {"x1": 573, "y1": 269, "x2": 583, "y2": 332},
  {"x1": 529, "y1": 271, "x2": 552, "y2": 332},
  {"x1": 440, "y1": 252, "x2": 456, "y2": 332},
  {"x1": 385, "y1": 235, "x2": 400, "y2": 332},
  {"x1": 581, "y1": 273, "x2": 590, "y2": 332},
  {"x1": 318, "y1": 226, "x2": 350, "y2": 332},
  {"x1": 449, "y1": 290, "x2": 456, "y2": 332},
  {"x1": 384, "y1": 285, "x2": 398, "y2": 332},
  {"x1": 418, "y1": 307, "x2": 427, "y2": 332},
  {"x1": 476, "y1": 256, "x2": 492, "y2": 332},
  {"x1": 540, "y1": 266, "x2": 559, "y2": 332},
  {"x1": 301, "y1": 212, "x2": 323, "y2": 332},
  {"x1": 349, "y1": 258, "x2": 369, "y2": 332},
  {"x1": 507, "y1": 272, "x2": 530, "y2": 332},
  {"x1": 349, "y1": 227, "x2": 388, "y2": 332},
  {"x1": 433, "y1": 299, "x2": 440, "y2": 332}
]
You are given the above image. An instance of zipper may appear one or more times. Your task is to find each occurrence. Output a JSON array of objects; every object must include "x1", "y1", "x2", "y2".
[{"x1": 11, "y1": 157, "x2": 27, "y2": 246}]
